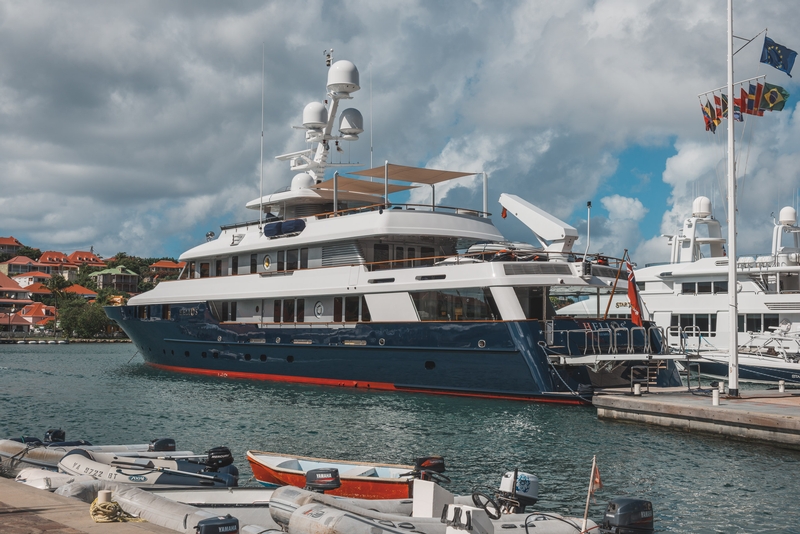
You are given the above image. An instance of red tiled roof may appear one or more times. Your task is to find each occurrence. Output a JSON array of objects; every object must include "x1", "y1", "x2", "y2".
[
  {"x1": 64, "y1": 284, "x2": 97, "y2": 296},
  {"x1": 0, "y1": 313, "x2": 32, "y2": 325},
  {"x1": 0, "y1": 271, "x2": 25, "y2": 291},
  {"x1": 2, "y1": 256, "x2": 41, "y2": 266},
  {"x1": 67, "y1": 251, "x2": 105, "y2": 266},
  {"x1": 39, "y1": 251, "x2": 74, "y2": 265},
  {"x1": 0, "y1": 237, "x2": 23, "y2": 247},
  {"x1": 150, "y1": 260, "x2": 186, "y2": 269},
  {"x1": 12, "y1": 271, "x2": 52, "y2": 280},
  {"x1": 20, "y1": 302, "x2": 56, "y2": 318},
  {"x1": 26, "y1": 282, "x2": 51, "y2": 294}
]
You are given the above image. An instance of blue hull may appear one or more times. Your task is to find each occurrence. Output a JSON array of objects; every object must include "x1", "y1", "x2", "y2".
[
  {"x1": 106, "y1": 303, "x2": 669, "y2": 404},
  {"x1": 695, "y1": 360, "x2": 800, "y2": 384}
]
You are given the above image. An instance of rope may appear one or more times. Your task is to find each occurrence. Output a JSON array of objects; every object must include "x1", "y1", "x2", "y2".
[{"x1": 89, "y1": 498, "x2": 144, "y2": 523}]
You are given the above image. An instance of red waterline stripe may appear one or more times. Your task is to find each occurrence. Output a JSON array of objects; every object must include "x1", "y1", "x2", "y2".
[{"x1": 147, "y1": 363, "x2": 589, "y2": 405}]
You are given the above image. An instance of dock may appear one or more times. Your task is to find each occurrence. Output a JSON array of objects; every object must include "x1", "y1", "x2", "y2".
[
  {"x1": 593, "y1": 387, "x2": 800, "y2": 450},
  {"x1": 0, "y1": 476, "x2": 172, "y2": 533}
]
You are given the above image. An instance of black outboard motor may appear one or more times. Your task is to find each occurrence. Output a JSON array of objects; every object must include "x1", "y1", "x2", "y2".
[
  {"x1": 600, "y1": 497, "x2": 654, "y2": 534},
  {"x1": 204, "y1": 446, "x2": 234, "y2": 469},
  {"x1": 44, "y1": 429, "x2": 66, "y2": 443},
  {"x1": 149, "y1": 438, "x2": 177, "y2": 452},
  {"x1": 195, "y1": 514, "x2": 239, "y2": 534},
  {"x1": 304, "y1": 468, "x2": 341, "y2": 493}
]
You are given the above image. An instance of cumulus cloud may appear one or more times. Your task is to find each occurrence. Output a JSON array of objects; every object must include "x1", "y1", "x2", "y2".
[{"x1": 0, "y1": 0, "x2": 798, "y2": 264}]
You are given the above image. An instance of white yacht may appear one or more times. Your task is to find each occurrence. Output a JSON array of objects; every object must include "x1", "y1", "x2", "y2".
[
  {"x1": 105, "y1": 55, "x2": 682, "y2": 403},
  {"x1": 559, "y1": 196, "x2": 800, "y2": 383}
]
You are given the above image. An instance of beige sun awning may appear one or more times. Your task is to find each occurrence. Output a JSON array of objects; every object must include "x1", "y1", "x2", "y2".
[
  {"x1": 311, "y1": 176, "x2": 416, "y2": 195},
  {"x1": 350, "y1": 164, "x2": 475, "y2": 184}
]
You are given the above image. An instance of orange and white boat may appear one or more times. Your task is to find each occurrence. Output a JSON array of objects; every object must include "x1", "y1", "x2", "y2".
[{"x1": 246, "y1": 451, "x2": 447, "y2": 499}]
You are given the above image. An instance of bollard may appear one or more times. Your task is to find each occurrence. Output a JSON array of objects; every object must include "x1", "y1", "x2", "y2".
[
  {"x1": 634, "y1": 383, "x2": 641, "y2": 396},
  {"x1": 712, "y1": 389, "x2": 719, "y2": 406},
  {"x1": 718, "y1": 380, "x2": 725, "y2": 393},
  {"x1": 98, "y1": 490, "x2": 112, "y2": 504},
  {"x1": 779, "y1": 380, "x2": 785, "y2": 393}
]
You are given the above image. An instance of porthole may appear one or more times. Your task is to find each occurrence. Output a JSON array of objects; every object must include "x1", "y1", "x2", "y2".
[
  {"x1": 171, "y1": 349, "x2": 174, "y2": 355},
  {"x1": 212, "y1": 351, "x2": 219, "y2": 359},
  {"x1": 379, "y1": 338, "x2": 386, "y2": 346},
  {"x1": 202, "y1": 352, "x2": 207, "y2": 358},
  {"x1": 184, "y1": 351, "x2": 190, "y2": 357},
  {"x1": 260, "y1": 354, "x2": 266, "y2": 362},
  {"x1": 275, "y1": 337, "x2": 281, "y2": 343},
  {"x1": 263, "y1": 255, "x2": 271, "y2": 270},
  {"x1": 255, "y1": 305, "x2": 260, "y2": 313},
  {"x1": 314, "y1": 301, "x2": 324, "y2": 318},
  {"x1": 244, "y1": 353, "x2": 251, "y2": 361},
  {"x1": 286, "y1": 355, "x2": 294, "y2": 363},
  {"x1": 424, "y1": 361, "x2": 435, "y2": 370},
  {"x1": 478, "y1": 340, "x2": 486, "y2": 348}
]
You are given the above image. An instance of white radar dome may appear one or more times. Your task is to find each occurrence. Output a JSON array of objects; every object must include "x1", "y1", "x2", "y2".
[
  {"x1": 303, "y1": 102, "x2": 328, "y2": 129},
  {"x1": 327, "y1": 60, "x2": 360, "y2": 94},
  {"x1": 291, "y1": 172, "x2": 316, "y2": 190},
  {"x1": 779, "y1": 206, "x2": 797, "y2": 226},
  {"x1": 339, "y1": 108, "x2": 364, "y2": 138},
  {"x1": 692, "y1": 196, "x2": 712, "y2": 218}
]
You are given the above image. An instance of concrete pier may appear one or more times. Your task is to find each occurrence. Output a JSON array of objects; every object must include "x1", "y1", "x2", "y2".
[
  {"x1": 0, "y1": 476, "x2": 173, "y2": 533},
  {"x1": 593, "y1": 388, "x2": 800, "y2": 450}
]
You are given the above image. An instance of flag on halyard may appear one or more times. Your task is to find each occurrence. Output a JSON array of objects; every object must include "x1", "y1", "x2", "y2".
[
  {"x1": 747, "y1": 84, "x2": 757, "y2": 114},
  {"x1": 761, "y1": 82, "x2": 790, "y2": 111},
  {"x1": 714, "y1": 95, "x2": 723, "y2": 119},
  {"x1": 761, "y1": 36, "x2": 797, "y2": 77},
  {"x1": 701, "y1": 102, "x2": 715, "y2": 132},
  {"x1": 754, "y1": 83, "x2": 765, "y2": 113},
  {"x1": 626, "y1": 259, "x2": 643, "y2": 326},
  {"x1": 721, "y1": 94, "x2": 728, "y2": 119},
  {"x1": 733, "y1": 96, "x2": 744, "y2": 121}
]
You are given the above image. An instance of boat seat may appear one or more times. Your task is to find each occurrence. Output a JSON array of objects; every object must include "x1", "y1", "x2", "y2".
[
  {"x1": 339, "y1": 466, "x2": 378, "y2": 477},
  {"x1": 276, "y1": 459, "x2": 302, "y2": 470}
]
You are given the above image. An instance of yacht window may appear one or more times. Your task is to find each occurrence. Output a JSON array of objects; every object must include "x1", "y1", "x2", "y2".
[
  {"x1": 764, "y1": 314, "x2": 779, "y2": 331},
  {"x1": 250, "y1": 254, "x2": 257, "y2": 274},
  {"x1": 232, "y1": 256, "x2": 238, "y2": 275},
  {"x1": 407, "y1": 247, "x2": 416, "y2": 268},
  {"x1": 737, "y1": 314, "x2": 744, "y2": 333},
  {"x1": 297, "y1": 299, "x2": 305, "y2": 322},
  {"x1": 215, "y1": 259, "x2": 223, "y2": 277},
  {"x1": 681, "y1": 282, "x2": 695, "y2": 294},
  {"x1": 420, "y1": 247, "x2": 435, "y2": 267},
  {"x1": 697, "y1": 281, "x2": 712, "y2": 294},
  {"x1": 694, "y1": 314, "x2": 710, "y2": 335},
  {"x1": 189, "y1": 261, "x2": 196, "y2": 279},
  {"x1": 287, "y1": 249, "x2": 298, "y2": 271},
  {"x1": 679, "y1": 314, "x2": 694, "y2": 333},
  {"x1": 333, "y1": 297, "x2": 343, "y2": 322},
  {"x1": 410, "y1": 288, "x2": 499, "y2": 321},
  {"x1": 345, "y1": 296, "x2": 360, "y2": 322},
  {"x1": 361, "y1": 296, "x2": 371, "y2": 322},
  {"x1": 222, "y1": 302, "x2": 229, "y2": 321},
  {"x1": 138, "y1": 306, "x2": 148, "y2": 319},
  {"x1": 745, "y1": 314, "x2": 761, "y2": 332},
  {"x1": 373, "y1": 244, "x2": 390, "y2": 270},
  {"x1": 396, "y1": 247, "x2": 404, "y2": 268},
  {"x1": 273, "y1": 300, "x2": 281, "y2": 322},
  {"x1": 300, "y1": 248, "x2": 308, "y2": 269},
  {"x1": 161, "y1": 305, "x2": 171, "y2": 320},
  {"x1": 278, "y1": 250, "x2": 285, "y2": 272},
  {"x1": 230, "y1": 302, "x2": 237, "y2": 321},
  {"x1": 200, "y1": 262, "x2": 210, "y2": 278},
  {"x1": 514, "y1": 287, "x2": 555, "y2": 320},
  {"x1": 713, "y1": 281, "x2": 728, "y2": 294},
  {"x1": 283, "y1": 299, "x2": 295, "y2": 322}
]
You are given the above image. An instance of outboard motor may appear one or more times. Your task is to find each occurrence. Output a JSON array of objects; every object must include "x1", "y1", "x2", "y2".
[
  {"x1": 498, "y1": 469, "x2": 539, "y2": 512},
  {"x1": 149, "y1": 438, "x2": 177, "y2": 452},
  {"x1": 304, "y1": 468, "x2": 341, "y2": 493},
  {"x1": 44, "y1": 429, "x2": 65, "y2": 443},
  {"x1": 412, "y1": 456, "x2": 450, "y2": 483},
  {"x1": 600, "y1": 497, "x2": 654, "y2": 534},
  {"x1": 204, "y1": 446, "x2": 234, "y2": 469},
  {"x1": 195, "y1": 514, "x2": 239, "y2": 534}
]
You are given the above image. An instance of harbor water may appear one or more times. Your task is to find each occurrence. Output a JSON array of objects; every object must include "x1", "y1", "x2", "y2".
[{"x1": 1, "y1": 343, "x2": 798, "y2": 532}]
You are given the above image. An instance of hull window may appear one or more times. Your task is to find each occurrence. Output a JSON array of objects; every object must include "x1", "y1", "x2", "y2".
[
  {"x1": 334, "y1": 297, "x2": 343, "y2": 322},
  {"x1": 189, "y1": 261, "x2": 196, "y2": 279},
  {"x1": 345, "y1": 296, "x2": 359, "y2": 322},
  {"x1": 300, "y1": 248, "x2": 309, "y2": 269},
  {"x1": 297, "y1": 299, "x2": 305, "y2": 322},
  {"x1": 277, "y1": 250, "x2": 285, "y2": 271},
  {"x1": 221, "y1": 302, "x2": 229, "y2": 321},
  {"x1": 738, "y1": 313, "x2": 779, "y2": 333},
  {"x1": 373, "y1": 244, "x2": 390, "y2": 270},
  {"x1": 671, "y1": 313, "x2": 717, "y2": 337},
  {"x1": 514, "y1": 287, "x2": 556, "y2": 320},
  {"x1": 273, "y1": 300, "x2": 281, "y2": 322},
  {"x1": 287, "y1": 249, "x2": 298, "y2": 271}
]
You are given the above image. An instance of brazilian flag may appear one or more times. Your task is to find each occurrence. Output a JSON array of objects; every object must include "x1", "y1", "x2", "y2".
[{"x1": 760, "y1": 83, "x2": 790, "y2": 111}]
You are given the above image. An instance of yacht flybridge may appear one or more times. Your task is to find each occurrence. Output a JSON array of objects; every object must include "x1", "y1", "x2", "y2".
[{"x1": 106, "y1": 55, "x2": 682, "y2": 404}]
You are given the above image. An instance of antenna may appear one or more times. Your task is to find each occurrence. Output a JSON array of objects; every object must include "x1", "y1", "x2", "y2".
[
  {"x1": 584, "y1": 201, "x2": 592, "y2": 258},
  {"x1": 259, "y1": 43, "x2": 265, "y2": 230},
  {"x1": 370, "y1": 68, "x2": 373, "y2": 172}
]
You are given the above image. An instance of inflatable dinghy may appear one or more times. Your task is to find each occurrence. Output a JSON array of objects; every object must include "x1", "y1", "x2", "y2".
[{"x1": 58, "y1": 446, "x2": 239, "y2": 487}]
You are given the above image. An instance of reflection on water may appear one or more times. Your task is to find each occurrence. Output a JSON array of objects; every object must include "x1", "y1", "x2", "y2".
[{"x1": 1, "y1": 343, "x2": 798, "y2": 531}]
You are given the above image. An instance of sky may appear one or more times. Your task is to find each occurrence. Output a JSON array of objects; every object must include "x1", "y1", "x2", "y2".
[{"x1": 1, "y1": 0, "x2": 799, "y2": 265}]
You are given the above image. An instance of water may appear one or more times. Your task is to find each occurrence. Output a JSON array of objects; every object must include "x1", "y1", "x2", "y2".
[{"x1": 1, "y1": 343, "x2": 798, "y2": 532}]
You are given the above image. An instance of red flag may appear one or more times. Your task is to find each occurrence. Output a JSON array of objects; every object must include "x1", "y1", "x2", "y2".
[
  {"x1": 501, "y1": 207, "x2": 507, "y2": 219},
  {"x1": 741, "y1": 87, "x2": 750, "y2": 114},
  {"x1": 626, "y1": 259, "x2": 643, "y2": 326},
  {"x1": 590, "y1": 462, "x2": 603, "y2": 495},
  {"x1": 754, "y1": 83, "x2": 765, "y2": 116},
  {"x1": 714, "y1": 95, "x2": 723, "y2": 118}
]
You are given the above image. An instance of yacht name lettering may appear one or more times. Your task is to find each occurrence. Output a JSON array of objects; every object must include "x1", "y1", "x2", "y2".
[
  {"x1": 179, "y1": 308, "x2": 199, "y2": 316},
  {"x1": 615, "y1": 302, "x2": 631, "y2": 308}
]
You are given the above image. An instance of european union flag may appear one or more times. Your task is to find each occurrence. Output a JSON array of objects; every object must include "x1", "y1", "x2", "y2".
[{"x1": 761, "y1": 36, "x2": 797, "y2": 77}]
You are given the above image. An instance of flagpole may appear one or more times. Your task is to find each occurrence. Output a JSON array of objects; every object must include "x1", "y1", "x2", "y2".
[
  {"x1": 726, "y1": 0, "x2": 740, "y2": 397},
  {"x1": 581, "y1": 455, "x2": 597, "y2": 533}
]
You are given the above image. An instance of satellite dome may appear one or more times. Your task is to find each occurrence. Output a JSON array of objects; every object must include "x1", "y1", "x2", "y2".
[
  {"x1": 327, "y1": 60, "x2": 360, "y2": 94},
  {"x1": 303, "y1": 102, "x2": 328, "y2": 129},
  {"x1": 291, "y1": 172, "x2": 315, "y2": 190},
  {"x1": 339, "y1": 108, "x2": 364, "y2": 137},
  {"x1": 692, "y1": 196, "x2": 712, "y2": 218},
  {"x1": 779, "y1": 206, "x2": 797, "y2": 226}
]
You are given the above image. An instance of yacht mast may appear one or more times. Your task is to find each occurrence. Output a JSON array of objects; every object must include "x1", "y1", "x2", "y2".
[{"x1": 726, "y1": 0, "x2": 740, "y2": 397}]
